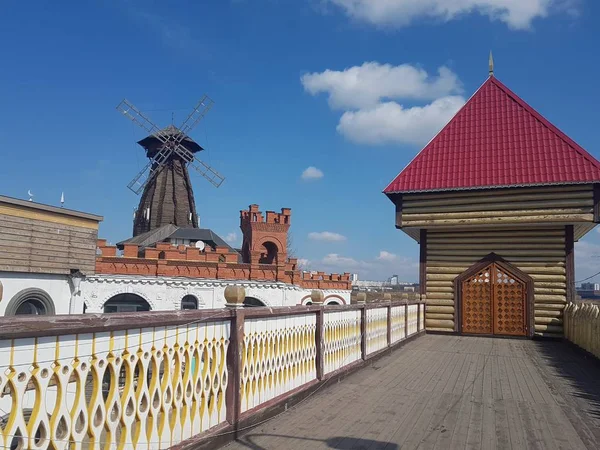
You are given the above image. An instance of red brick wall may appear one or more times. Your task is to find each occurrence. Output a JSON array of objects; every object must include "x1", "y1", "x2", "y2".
[{"x1": 95, "y1": 239, "x2": 351, "y2": 289}]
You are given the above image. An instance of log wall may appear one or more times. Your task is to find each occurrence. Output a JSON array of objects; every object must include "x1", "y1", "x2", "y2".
[
  {"x1": 425, "y1": 227, "x2": 567, "y2": 337},
  {"x1": 402, "y1": 185, "x2": 595, "y2": 240}
]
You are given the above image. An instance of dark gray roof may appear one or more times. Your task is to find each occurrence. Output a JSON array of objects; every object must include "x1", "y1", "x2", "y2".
[
  {"x1": 117, "y1": 225, "x2": 239, "y2": 259},
  {"x1": 117, "y1": 224, "x2": 178, "y2": 248},
  {"x1": 138, "y1": 125, "x2": 203, "y2": 157},
  {"x1": 169, "y1": 228, "x2": 231, "y2": 249}
]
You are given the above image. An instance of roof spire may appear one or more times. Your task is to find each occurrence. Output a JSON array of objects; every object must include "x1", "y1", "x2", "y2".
[{"x1": 489, "y1": 51, "x2": 494, "y2": 77}]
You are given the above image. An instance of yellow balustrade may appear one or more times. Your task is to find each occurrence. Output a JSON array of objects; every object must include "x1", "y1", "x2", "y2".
[
  {"x1": 390, "y1": 306, "x2": 407, "y2": 344},
  {"x1": 241, "y1": 314, "x2": 317, "y2": 413},
  {"x1": 0, "y1": 322, "x2": 230, "y2": 450},
  {"x1": 0, "y1": 300, "x2": 424, "y2": 449},
  {"x1": 323, "y1": 310, "x2": 362, "y2": 374},
  {"x1": 366, "y1": 308, "x2": 389, "y2": 355}
]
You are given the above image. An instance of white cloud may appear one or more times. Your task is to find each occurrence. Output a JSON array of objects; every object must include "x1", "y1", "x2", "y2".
[
  {"x1": 377, "y1": 250, "x2": 397, "y2": 262},
  {"x1": 338, "y1": 96, "x2": 465, "y2": 145},
  {"x1": 317, "y1": 251, "x2": 418, "y2": 281},
  {"x1": 301, "y1": 166, "x2": 324, "y2": 180},
  {"x1": 302, "y1": 63, "x2": 462, "y2": 110},
  {"x1": 309, "y1": 231, "x2": 347, "y2": 242},
  {"x1": 225, "y1": 232, "x2": 238, "y2": 244},
  {"x1": 325, "y1": 0, "x2": 574, "y2": 30},
  {"x1": 302, "y1": 62, "x2": 466, "y2": 146},
  {"x1": 322, "y1": 253, "x2": 369, "y2": 268},
  {"x1": 297, "y1": 258, "x2": 311, "y2": 269},
  {"x1": 575, "y1": 240, "x2": 600, "y2": 281}
]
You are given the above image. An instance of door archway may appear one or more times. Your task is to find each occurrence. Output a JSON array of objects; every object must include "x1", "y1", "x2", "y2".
[{"x1": 455, "y1": 254, "x2": 533, "y2": 337}]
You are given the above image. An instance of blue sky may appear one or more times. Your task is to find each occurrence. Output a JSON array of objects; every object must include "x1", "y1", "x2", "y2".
[{"x1": 1, "y1": 0, "x2": 599, "y2": 282}]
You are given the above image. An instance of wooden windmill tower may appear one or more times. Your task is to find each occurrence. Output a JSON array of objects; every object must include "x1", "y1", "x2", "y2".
[{"x1": 116, "y1": 96, "x2": 224, "y2": 237}]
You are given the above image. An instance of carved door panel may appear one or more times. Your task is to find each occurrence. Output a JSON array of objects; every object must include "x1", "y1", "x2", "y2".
[
  {"x1": 493, "y1": 266, "x2": 527, "y2": 336},
  {"x1": 460, "y1": 262, "x2": 527, "y2": 337},
  {"x1": 461, "y1": 265, "x2": 493, "y2": 334}
]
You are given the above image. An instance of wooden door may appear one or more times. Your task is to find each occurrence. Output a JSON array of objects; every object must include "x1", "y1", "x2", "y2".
[
  {"x1": 461, "y1": 263, "x2": 527, "y2": 336},
  {"x1": 461, "y1": 264, "x2": 493, "y2": 334},
  {"x1": 493, "y1": 266, "x2": 527, "y2": 336}
]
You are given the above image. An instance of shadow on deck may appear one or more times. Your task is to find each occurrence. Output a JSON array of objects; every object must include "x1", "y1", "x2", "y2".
[{"x1": 224, "y1": 335, "x2": 600, "y2": 450}]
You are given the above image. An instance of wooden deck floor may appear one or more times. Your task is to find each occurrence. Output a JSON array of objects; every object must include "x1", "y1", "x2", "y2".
[{"x1": 224, "y1": 334, "x2": 600, "y2": 450}]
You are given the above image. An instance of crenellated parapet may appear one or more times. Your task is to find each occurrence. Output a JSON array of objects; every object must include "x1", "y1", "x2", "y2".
[{"x1": 95, "y1": 239, "x2": 351, "y2": 290}]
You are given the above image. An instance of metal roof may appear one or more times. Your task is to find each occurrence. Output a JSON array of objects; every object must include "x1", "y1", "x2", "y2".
[
  {"x1": 384, "y1": 76, "x2": 600, "y2": 194},
  {"x1": 0, "y1": 195, "x2": 103, "y2": 221},
  {"x1": 117, "y1": 224, "x2": 238, "y2": 254}
]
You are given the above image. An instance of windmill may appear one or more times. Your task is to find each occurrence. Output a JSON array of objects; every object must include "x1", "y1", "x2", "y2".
[{"x1": 116, "y1": 96, "x2": 224, "y2": 237}]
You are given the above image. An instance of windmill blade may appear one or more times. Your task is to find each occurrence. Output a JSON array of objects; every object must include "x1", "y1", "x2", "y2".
[
  {"x1": 127, "y1": 160, "x2": 153, "y2": 194},
  {"x1": 179, "y1": 95, "x2": 214, "y2": 135},
  {"x1": 187, "y1": 153, "x2": 225, "y2": 188},
  {"x1": 127, "y1": 146, "x2": 174, "y2": 194},
  {"x1": 116, "y1": 99, "x2": 171, "y2": 144}
]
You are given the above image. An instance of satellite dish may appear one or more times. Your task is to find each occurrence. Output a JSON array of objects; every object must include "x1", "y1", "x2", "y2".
[{"x1": 195, "y1": 241, "x2": 206, "y2": 251}]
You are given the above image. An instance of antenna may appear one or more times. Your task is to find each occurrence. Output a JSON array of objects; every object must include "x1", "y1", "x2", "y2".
[
  {"x1": 489, "y1": 51, "x2": 494, "y2": 77},
  {"x1": 60, "y1": 192, "x2": 65, "y2": 208},
  {"x1": 27, "y1": 190, "x2": 34, "y2": 202}
]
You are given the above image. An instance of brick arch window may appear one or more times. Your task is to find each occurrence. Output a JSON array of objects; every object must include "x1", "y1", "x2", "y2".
[
  {"x1": 4, "y1": 288, "x2": 56, "y2": 316},
  {"x1": 244, "y1": 297, "x2": 266, "y2": 307},
  {"x1": 103, "y1": 293, "x2": 151, "y2": 313},
  {"x1": 181, "y1": 295, "x2": 198, "y2": 310},
  {"x1": 259, "y1": 241, "x2": 278, "y2": 264}
]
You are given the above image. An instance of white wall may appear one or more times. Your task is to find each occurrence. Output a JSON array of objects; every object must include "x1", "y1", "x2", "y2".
[
  {"x1": 0, "y1": 272, "x2": 73, "y2": 316},
  {"x1": 0, "y1": 272, "x2": 351, "y2": 316},
  {"x1": 80, "y1": 275, "x2": 351, "y2": 312}
]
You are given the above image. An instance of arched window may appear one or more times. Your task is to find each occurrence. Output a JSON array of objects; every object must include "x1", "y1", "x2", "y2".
[
  {"x1": 103, "y1": 293, "x2": 151, "y2": 313},
  {"x1": 259, "y1": 241, "x2": 278, "y2": 264},
  {"x1": 181, "y1": 295, "x2": 198, "y2": 310},
  {"x1": 4, "y1": 288, "x2": 55, "y2": 316},
  {"x1": 243, "y1": 297, "x2": 266, "y2": 307}
]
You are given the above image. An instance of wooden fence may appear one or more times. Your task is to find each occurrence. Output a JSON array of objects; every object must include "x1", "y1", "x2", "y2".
[
  {"x1": 564, "y1": 302, "x2": 600, "y2": 356},
  {"x1": 0, "y1": 300, "x2": 424, "y2": 450}
]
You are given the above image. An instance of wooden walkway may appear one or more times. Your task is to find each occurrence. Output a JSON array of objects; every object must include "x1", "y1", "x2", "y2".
[{"x1": 224, "y1": 335, "x2": 600, "y2": 450}]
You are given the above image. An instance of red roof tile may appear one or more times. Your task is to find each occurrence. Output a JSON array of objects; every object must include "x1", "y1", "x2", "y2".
[{"x1": 383, "y1": 76, "x2": 600, "y2": 194}]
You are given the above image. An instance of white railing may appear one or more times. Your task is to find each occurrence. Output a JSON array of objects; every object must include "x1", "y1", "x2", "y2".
[
  {"x1": 0, "y1": 300, "x2": 424, "y2": 450},
  {"x1": 0, "y1": 320, "x2": 230, "y2": 450},
  {"x1": 241, "y1": 314, "x2": 317, "y2": 412},
  {"x1": 323, "y1": 310, "x2": 362, "y2": 374},
  {"x1": 390, "y1": 305, "x2": 407, "y2": 344},
  {"x1": 366, "y1": 307, "x2": 389, "y2": 355}
]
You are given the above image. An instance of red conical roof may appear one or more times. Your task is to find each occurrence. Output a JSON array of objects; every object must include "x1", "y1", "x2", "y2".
[{"x1": 384, "y1": 76, "x2": 600, "y2": 194}]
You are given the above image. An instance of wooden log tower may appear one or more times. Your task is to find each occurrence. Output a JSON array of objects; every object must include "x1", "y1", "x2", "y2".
[{"x1": 385, "y1": 74, "x2": 600, "y2": 338}]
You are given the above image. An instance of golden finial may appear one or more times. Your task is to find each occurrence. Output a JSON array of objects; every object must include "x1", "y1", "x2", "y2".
[{"x1": 489, "y1": 51, "x2": 494, "y2": 77}]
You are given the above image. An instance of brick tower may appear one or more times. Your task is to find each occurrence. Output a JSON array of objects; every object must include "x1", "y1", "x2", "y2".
[{"x1": 240, "y1": 205, "x2": 291, "y2": 265}]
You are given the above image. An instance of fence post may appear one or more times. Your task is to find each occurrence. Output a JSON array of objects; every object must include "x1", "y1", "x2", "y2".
[
  {"x1": 311, "y1": 290, "x2": 325, "y2": 380},
  {"x1": 404, "y1": 301, "x2": 409, "y2": 338},
  {"x1": 357, "y1": 292, "x2": 367, "y2": 360},
  {"x1": 417, "y1": 303, "x2": 421, "y2": 333},
  {"x1": 225, "y1": 286, "x2": 245, "y2": 434},
  {"x1": 383, "y1": 294, "x2": 392, "y2": 348}
]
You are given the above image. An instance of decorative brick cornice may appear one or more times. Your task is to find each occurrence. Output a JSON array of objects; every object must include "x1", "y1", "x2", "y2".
[{"x1": 95, "y1": 239, "x2": 352, "y2": 290}]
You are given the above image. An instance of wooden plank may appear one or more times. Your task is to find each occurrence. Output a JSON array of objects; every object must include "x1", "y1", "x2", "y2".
[
  {"x1": 420, "y1": 229, "x2": 427, "y2": 295},
  {"x1": 403, "y1": 185, "x2": 592, "y2": 202},
  {"x1": 404, "y1": 207, "x2": 593, "y2": 221},
  {"x1": 403, "y1": 200, "x2": 593, "y2": 215},
  {"x1": 0, "y1": 231, "x2": 97, "y2": 249},
  {"x1": 0, "y1": 213, "x2": 99, "y2": 236},
  {"x1": 566, "y1": 225, "x2": 575, "y2": 304}
]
